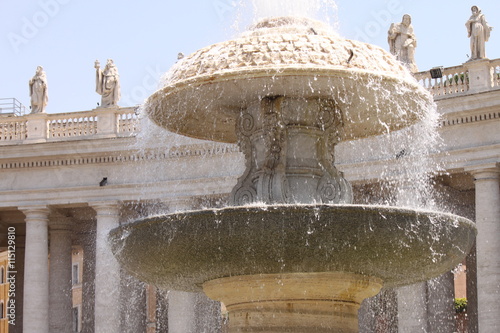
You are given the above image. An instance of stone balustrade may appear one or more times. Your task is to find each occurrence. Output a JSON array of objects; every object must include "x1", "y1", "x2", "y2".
[
  {"x1": 492, "y1": 58, "x2": 500, "y2": 88},
  {"x1": 2, "y1": 58, "x2": 500, "y2": 146},
  {"x1": 414, "y1": 58, "x2": 500, "y2": 99},
  {"x1": 0, "y1": 107, "x2": 138, "y2": 145},
  {"x1": 415, "y1": 65, "x2": 469, "y2": 97}
]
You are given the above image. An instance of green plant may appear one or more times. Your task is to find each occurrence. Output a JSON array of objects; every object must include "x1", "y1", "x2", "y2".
[{"x1": 455, "y1": 298, "x2": 467, "y2": 313}]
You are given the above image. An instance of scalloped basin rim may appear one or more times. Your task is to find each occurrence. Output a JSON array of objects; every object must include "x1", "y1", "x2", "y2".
[
  {"x1": 109, "y1": 204, "x2": 476, "y2": 292},
  {"x1": 146, "y1": 67, "x2": 431, "y2": 143}
]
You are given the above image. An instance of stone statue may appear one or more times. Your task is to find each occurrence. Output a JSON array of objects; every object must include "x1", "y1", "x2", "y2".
[
  {"x1": 95, "y1": 59, "x2": 120, "y2": 107},
  {"x1": 388, "y1": 14, "x2": 418, "y2": 72},
  {"x1": 29, "y1": 66, "x2": 48, "y2": 113},
  {"x1": 465, "y1": 6, "x2": 493, "y2": 61}
]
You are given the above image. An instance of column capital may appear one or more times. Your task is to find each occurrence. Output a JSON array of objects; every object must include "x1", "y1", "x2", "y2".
[
  {"x1": 49, "y1": 220, "x2": 73, "y2": 232},
  {"x1": 49, "y1": 212, "x2": 73, "y2": 231},
  {"x1": 19, "y1": 205, "x2": 50, "y2": 216},
  {"x1": 89, "y1": 201, "x2": 121, "y2": 217},
  {"x1": 464, "y1": 163, "x2": 499, "y2": 179},
  {"x1": 89, "y1": 200, "x2": 120, "y2": 210}
]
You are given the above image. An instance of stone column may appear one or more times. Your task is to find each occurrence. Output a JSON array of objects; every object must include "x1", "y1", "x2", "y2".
[
  {"x1": 397, "y1": 282, "x2": 428, "y2": 332},
  {"x1": 466, "y1": 244, "x2": 478, "y2": 333},
  {"x1": 167, "y1": 291, "x2": 197, "y2": 332},
  {"x1": 49, "y1": 218, "x2": 73, "y2": 333},
  {"x1": 81, "y1": 230, "x2": 96, "y2": 333},
  {"x1": 20, "y1": 206, "x2": 50, "y2": 333},
  {"x1": 468, "y1": 166, "x2": 500, "y2": 331},
  {"x1": 194, "y1": 293, "x2": 222, "y2": 333},
  {"x1": 426, "y1": 273, "x2": 455, "y2": 331},
  {"x1": 120, "y1": 273, "x2": 146, "y2": 333},
  {"x1": 90, "y1": 201, "x2": 121, "y2": 333},
  {"x1": 164, "y1": 199, "x2": 199, "y2": 333},
  {"x1": 156, "y1": 289, "x2": 169, "y2": 332},
  {"x1": 145, "y1": 285, "x2": 158, "y2": 333},
  {"x1": 167, "y1": 200, "x2": 196, "y2": 333},
  {"x1": 395, "y1": 182, "x2": 428, "y2": 333}
]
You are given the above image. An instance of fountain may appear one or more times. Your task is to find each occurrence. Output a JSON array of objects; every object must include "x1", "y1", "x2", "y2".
[{"x1": 110, "y1": 16, "x2": 476, "y2": 332}]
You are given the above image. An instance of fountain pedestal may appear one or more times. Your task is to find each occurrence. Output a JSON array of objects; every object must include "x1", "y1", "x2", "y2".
[
  {"x1": 231, "y1": 96, "x2": 352, "y2": 205},
  {"x1": 204, "y1": 272, "x2": 382, "y2": 333}
]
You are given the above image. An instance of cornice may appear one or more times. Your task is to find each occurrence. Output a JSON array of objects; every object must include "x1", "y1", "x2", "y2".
[
  {"x1": 0, "y1": 176, "x2": 237, "y2": 208},
  {"x1": 439, "y1": 109, "x2": 500, "y2": 128},
  {"x1": 0, "y1": 142, "x2": 240, "y2": 170}
]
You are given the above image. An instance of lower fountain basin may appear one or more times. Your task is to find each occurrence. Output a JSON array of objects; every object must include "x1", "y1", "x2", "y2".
[{"x1": 109, "y1": 204, "x2": 476, "y2": 292}]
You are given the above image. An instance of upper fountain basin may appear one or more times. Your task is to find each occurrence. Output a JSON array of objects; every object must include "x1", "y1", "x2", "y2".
[
  {"x1": 109, "y1": 204, "x2": 476, "y2": 292},
  {"x1": 145, "y1": 16, "x2": 434, "y2": 143}
]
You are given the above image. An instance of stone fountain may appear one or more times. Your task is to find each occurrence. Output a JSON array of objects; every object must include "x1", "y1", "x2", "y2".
[{"x1": 110, "y1": 17, "x2": 476, "y2": 332}]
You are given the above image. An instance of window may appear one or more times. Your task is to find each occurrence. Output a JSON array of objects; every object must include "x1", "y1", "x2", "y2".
[
  {"x1": 0, "y1": 266, "x2": 4, "y2": 284},
  {"x1": 72, "y1": 306, "x2": 81, "y2": 332},
  {"x1": 72, "y1": 263, "x2": 79, "y2": 285},
  {"x1": 0, "y1": 302, "x2": 3, "y2": 319}
]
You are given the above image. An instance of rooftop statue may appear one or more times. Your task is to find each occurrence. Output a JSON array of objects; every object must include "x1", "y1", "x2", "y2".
[
  {"x1": 388, "y1": 14, "x2": 418, "y2": 73},
  {"x1": 95, "y1": 59, "x2": 120, "y2": 107},
  {"x1": 29, "y1": 66, "x2": 48, "y2": 113},
  {"x1": 466, "y1": 6, "x2": 493, "y2": 61}
]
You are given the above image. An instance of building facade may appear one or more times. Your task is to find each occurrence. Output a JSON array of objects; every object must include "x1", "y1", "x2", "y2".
[{"x1": 0, "y1": 58, "x2": 499, "y2": 332}]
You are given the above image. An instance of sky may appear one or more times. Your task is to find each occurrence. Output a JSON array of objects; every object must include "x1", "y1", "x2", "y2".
[{"x1": 1, "y1": 0, "x2": 499, "y2": 114}]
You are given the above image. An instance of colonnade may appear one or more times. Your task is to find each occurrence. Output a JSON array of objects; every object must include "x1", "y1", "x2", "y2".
[
  {"x1": 12, "y1": 165, "x2": 500, "y2": 332},
  {"x1": 19, "y1": 202, "x2": 121, "y2": 333},
  {"x1": 16, "y1": 200, "x2": 220, "y2": 333}
]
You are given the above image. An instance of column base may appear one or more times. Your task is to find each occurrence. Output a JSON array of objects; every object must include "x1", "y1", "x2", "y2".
[{"x1": 203, "y1": 272, "x2": 383, "y2": 333}]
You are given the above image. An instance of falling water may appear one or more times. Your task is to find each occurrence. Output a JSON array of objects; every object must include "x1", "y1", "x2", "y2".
[{"x1": 118, "y1": 1, "x2": 468, "y2": 332}]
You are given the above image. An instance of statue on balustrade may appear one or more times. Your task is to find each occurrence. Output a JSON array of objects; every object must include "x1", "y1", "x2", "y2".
[
  {"x1": 29, "y1": 66, "x2": 48, "y2": 113},
  {"x1": 466, "y1": 6, "x2": 493, "y2": 61},
  {"x1": 95, "y1": 59, "x2": 121, "y2": 107},
  {"x1": 388, "y1": 14, "x2": 418, "y2": 73}
]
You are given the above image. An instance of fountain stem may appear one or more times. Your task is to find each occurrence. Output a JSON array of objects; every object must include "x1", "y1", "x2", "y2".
[
  {"x1": 204, "y1": 272, "x2": 382, "y2": 333},
  {"x1": 230, "y1": 96, "x2": 353, "y2": 205}
]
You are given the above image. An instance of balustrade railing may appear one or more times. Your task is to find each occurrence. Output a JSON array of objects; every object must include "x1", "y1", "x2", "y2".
[
  {"x1": 3, "y1": 58, "x2": 500, "y2": 146},
  {"x1": 0, "y1": 119, "x2": 27, "y2": 142},
  {"x1": 491, "y1": 59, "x2": 500, "y2": 88},
  {"x1": 0, "y1": 107, "x2": 139, "y2": 145},
  {"x1": 415, "y1": 58, "x2": 500, "y2": 98},
  {"x1": 117, "y1": 109, "x2": 139, "y2": 134},
  {"x1": 415, "y1": 66, "x2": 469, "y2": 98},
  {"x1": 48, "y1": 113, "x2": 98, "y2": 138}
]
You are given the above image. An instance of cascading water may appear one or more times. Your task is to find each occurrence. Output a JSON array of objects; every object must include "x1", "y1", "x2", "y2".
[{"x1": 113, "y1": 1, "x2": 476, "y2": 332}]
